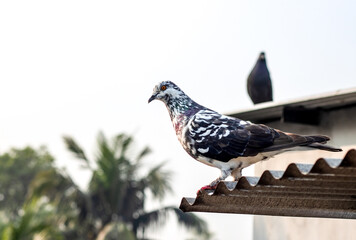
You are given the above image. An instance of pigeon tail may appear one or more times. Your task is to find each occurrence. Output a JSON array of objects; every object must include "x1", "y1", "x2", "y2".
[
  {"x1": 296, "y1": 134, "x2": 342, "y2": 152},
  {"x1": 304, "y1": 134, "x2": 330, "y2": 144},
  {"x1": 305, "y1": 142, "x2": 342, "y2": 152},
  {"x1": 260, "y1": 132, "x2": 341, "y2": 153}
]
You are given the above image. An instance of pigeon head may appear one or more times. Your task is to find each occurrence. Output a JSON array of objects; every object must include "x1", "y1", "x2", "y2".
[
  {"x1": 259, "y1": 52, "x2": 265, "y2": 60},
  {"x1": 148, "y1": 81, "x2": 203, "y2": 121},
  {"x1": 148, "y1": 81, "x2": 186, "y2": 104}
]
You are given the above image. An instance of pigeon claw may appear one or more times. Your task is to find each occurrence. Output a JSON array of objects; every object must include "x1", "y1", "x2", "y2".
[{"x1": 197, "y1": 184, "x2": 217, "y2": 194}]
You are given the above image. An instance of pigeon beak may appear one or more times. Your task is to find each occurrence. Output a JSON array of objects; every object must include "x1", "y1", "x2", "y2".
[{"x1": 148, "y1": 94, "x2": 157, "y2": 103}]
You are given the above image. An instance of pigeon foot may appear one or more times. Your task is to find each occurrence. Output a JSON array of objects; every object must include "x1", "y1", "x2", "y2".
[{"x1": 197, "y1": 184, "x2": 217, "y2": 194}]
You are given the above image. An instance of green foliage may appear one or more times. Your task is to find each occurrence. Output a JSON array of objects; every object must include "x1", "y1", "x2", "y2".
[
  {"x1": 27, "y1": 168, "x2": 89, "y2": 238},
  {"x1": 0, "y1": 133, "x2": 211, "y2": 240},
  {"x1": 0, "y1": 146, "x2": 54, "y2": 221},
  {"x1": 60, "y1": 132, "x2": 210, "y2": 239},
  {"x1": 0, "y1": 146, "x2": 77, "y2": 240},
  {"x1": 97, "y1": 221, "x2": 136, "y2": 240},
  {"x1": 0, "y1": 198, "x2": 63, "y2": 240}
]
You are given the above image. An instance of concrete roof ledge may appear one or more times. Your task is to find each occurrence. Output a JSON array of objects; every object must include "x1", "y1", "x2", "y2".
[{"x1": 228, "y1": 88, "x2": 356, "y2": 123}]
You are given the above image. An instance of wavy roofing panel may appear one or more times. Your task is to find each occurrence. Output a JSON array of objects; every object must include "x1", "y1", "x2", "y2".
[{"x1": 180, "y1": 149, "x2": 356, "y2": 219}]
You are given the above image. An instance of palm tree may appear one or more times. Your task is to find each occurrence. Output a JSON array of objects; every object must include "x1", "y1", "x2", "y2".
[
  {"x1": 0, "y1": 197, "x2": 63, "y2": 240},
  {"x1": 27, "y1": 168, "x2": 90, "y2": 239},
  {"x1": 31, "y1": 132, "x2": 210, "y2": 239}
]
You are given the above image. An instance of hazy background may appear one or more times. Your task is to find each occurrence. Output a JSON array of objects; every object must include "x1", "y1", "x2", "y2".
[{"x1": 1, "y1": 1, "x2": 355, "y2": 239}]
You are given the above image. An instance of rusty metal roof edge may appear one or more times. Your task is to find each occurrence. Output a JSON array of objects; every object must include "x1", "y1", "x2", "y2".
[
  {"x1": 180, "y1": 197, "x2": 356, "y2": 219},
  {"x1": 180, "y1": 149, "x2": 356, "y2": 210}
]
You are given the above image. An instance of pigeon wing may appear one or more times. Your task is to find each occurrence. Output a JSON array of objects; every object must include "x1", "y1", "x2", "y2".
[{"x1": 187, "y1": 111, "x2": 280, "y2": 162}]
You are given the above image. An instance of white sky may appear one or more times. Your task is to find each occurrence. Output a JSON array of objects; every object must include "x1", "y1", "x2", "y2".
[{"x1": 1, "y1": 1, "x2": 356, "y2": 239}]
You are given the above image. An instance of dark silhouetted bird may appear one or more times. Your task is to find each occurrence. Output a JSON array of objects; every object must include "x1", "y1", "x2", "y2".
[
  {"x1": 247, "y1": 52, "x2": 273, "y2": 104},
  {"x1": 148, "y1": 81, "x2": 341, "y2": 192}
]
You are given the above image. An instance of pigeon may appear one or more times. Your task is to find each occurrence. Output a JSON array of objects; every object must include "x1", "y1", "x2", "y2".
[
  {"x1": 148, "y1": 81, "x2": 342, "y2": 192},
  {"x1": 247, "y1": 52, "x2": 273, "y2": 104}
]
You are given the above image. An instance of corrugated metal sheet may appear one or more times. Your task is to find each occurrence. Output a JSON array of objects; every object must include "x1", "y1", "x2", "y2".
[{"x1": 180, "y1": 149, "x2": 356, "y2": 219}]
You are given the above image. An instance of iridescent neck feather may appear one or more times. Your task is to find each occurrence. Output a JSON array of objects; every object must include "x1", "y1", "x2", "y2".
[{"x1": 166, "y1": 93, "x2": 200, "y2": 120}]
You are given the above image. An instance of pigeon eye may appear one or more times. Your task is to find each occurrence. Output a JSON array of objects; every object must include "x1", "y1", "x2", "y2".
[{"x1": 161, "y1": 85, "x2": 167, "y2": 91}]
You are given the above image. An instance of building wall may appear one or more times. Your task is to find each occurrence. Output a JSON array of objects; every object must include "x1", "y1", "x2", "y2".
[
  {"x1": 264, "y1": 105, "x2": 356, "y2": 146},
  {"x1": 253, "y1": 106, "x2": 356, "y2": 240},
  {"x1": 254, "y1": 214, "x2": 356, "y2": 240}
]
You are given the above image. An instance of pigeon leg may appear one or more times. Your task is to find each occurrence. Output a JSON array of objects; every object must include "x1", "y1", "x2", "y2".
[
  {"x1": 231, "y1": 168, "x2": 242, "y2": 181},
  {"x1": 198, "y1": 169, "x2": 231, "y2": 193}
]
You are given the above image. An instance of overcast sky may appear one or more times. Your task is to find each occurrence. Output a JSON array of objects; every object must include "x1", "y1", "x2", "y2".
[{"x1": 1, "y1": 1, "x2": 355, "y2": 239}]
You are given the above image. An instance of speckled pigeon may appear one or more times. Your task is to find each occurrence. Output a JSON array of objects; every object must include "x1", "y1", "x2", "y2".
[
  {"x1": 148, "y1": 81, "x2": 342, "y2": 192},
  {"x1": 247, "y1": 52, "x2": 273, "y2": 104}
]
